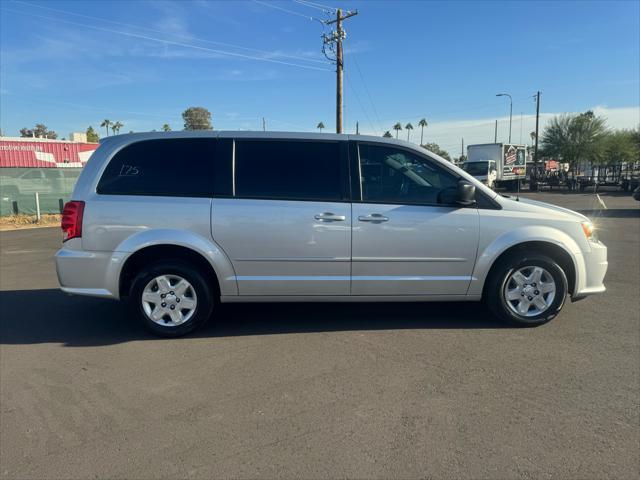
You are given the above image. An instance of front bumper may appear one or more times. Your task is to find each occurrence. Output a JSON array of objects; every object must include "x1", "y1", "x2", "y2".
[{"x1": 572, "y1": 240, "x2": 608, "y2": 300}]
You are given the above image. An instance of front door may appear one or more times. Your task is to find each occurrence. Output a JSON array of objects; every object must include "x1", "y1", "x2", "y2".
[
  {"x1": 351, "y1": 142, "x2": 479, "y2": 296},
  {"x1": 211, "y1": 138, "x2": 351, "y2": 296}
]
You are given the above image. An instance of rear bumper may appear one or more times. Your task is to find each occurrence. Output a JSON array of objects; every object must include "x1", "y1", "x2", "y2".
[
  {"x1": 572, "y1": 240, "x2": 608, "y2": 300},
  {"x1": 55, "y1": 247, "x2": 123, "y2": 299}
]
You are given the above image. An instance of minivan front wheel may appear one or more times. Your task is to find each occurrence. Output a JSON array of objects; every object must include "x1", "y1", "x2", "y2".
[
  {"x1": 486, "y1": 254, "x2": 568, "y2": 327},
  {"x1": 129, "y1": 261, "x2": 213, "y2": 337}
]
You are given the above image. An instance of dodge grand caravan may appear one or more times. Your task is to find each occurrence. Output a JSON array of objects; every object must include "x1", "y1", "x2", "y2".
[{"x1": 55, "y1": 132, "x2": 608, "y2": 336}]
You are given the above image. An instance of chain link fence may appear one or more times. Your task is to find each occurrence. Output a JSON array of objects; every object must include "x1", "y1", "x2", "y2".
[{"x1": 0, "y1": 168, "x2": 82, "y2": 216}]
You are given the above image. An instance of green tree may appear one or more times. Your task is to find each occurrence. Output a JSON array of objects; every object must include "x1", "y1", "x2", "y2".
[
  {"x1": 182, "y1": 107, "x2": 213, "y2": 130},
  {"x1": 599, "y1": 129, "x2": 639, "y2": 165},
  {"x1": 405, "y1": 123, "x2": 414, "y2": 141},
  {"x1": 422, "y1": 142, "x2": 452, "y2": 161},
  {"x1": 100, "y1": 119, "x2": 111, "y2": 136},
  {"x1": 540, "y1": 111, "x2": 608, "y2": 176},
  {"x1": 162, "y1": 123, "x2": 172, "y2": 132},
  {"x1": 20, "y1": 124, "x2": 57, "y2": 139},
  {"x1": 383, "y1": 131, "x2": 392, "y2": 138},
  {"x1": 418, "y1": 118, "x2": 428, "y2": 145},
  {"x1": 86, "y1": 126, "x2": 99, "y2": 142},
  {"x1": 393, "y1": 122, "x2": 402, "y2": 139},
  {"x1": 111, "y1": 121, "x2": 124, "y2": 135},
  {"x1": 317, "y1": 121, "x2": 325, "y2": 133}
]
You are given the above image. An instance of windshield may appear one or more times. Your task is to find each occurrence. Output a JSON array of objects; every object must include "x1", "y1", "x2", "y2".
[{"x1": 462, "y1": 161, "x2": 490, "y2": 176}]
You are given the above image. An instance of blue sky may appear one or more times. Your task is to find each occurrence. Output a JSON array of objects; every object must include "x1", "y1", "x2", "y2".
[{"x1": 1, "y1": 0, "x2": 639, "y2": 154}]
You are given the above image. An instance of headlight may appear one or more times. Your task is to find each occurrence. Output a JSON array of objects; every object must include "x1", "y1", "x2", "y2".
[{"x1": 582, "y1": 221, "x2": 598, "y2": 242}]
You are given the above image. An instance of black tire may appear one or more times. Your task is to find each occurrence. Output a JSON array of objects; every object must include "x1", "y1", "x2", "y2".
[
  {"x1": 485, "y1": 254, "x2": 568, "y2": 327},
  {"x1": 129, "y1": 260, "x2": 214, "y2": 337}
]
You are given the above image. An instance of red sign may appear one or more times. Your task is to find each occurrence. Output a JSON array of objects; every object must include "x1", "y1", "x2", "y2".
[{"x1": 0, "y1": 138, "x2": 98, "y2": 168}]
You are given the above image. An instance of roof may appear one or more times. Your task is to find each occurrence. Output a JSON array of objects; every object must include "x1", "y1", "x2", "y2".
[{"x1": 100, "y1": 130, "x2": 422, "y2": 148}]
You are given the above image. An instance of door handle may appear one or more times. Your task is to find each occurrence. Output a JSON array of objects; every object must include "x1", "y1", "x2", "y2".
[
  {"x1": 358, "y1": 213, "x2": 389, "y2": 223},
  {"x1": 314, "y1": 212, "x2": 346, "y2": 222}
]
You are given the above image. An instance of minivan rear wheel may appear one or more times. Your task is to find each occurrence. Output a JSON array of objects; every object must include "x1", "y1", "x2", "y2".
[
  {"x1": 486, "y1": 254, "x2": 568, "y2": 327},
  {"x1": 129, "y1": 260, "x2": 214, "y2": 337}
]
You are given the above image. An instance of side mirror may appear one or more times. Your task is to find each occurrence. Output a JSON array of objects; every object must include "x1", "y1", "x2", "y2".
[{"x1": 438, "y1": 181, "x2": 476, "y2": 206}]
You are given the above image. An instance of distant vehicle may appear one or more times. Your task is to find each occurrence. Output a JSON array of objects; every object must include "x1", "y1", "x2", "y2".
[
  {"x1": 56, "y1": 132, "x2": 607, "y2": 337},
  {"x1": 463, "y1": 143, "x2": 527, "y2": 189},
  {"x1": 461, "y1": 159, "x2": 497, "y2": 188},
  {"x1": 633, "y1": 186, "x2": 640, "y2": 201},
  {"x1": 577, "y1": 163, "x2": 640, "y2": 192}
]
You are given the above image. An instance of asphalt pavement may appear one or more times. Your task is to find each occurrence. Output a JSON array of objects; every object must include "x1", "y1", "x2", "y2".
[{"x1": 1, "y1": 191, "x2": 638, "y2": 479}]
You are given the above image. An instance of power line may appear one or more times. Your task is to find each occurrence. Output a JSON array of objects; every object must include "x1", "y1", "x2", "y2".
[
  {"x1": 2, "y1": 7, "x2": 333, "y2": 72},
  {"x1": 11, "y1": 0, "x2": 329, "y2": 66},
  {"x1": 382, "y1": 94, "x2": 537, "y2": 126},
  {"x1": 293, "y1": 0, "x2": 336, "y2": 13},
  {"x1": 345, "y1": 74, "x2": 377, "y2": 135},
  {"x1": 352, "y1": 54, "x2": 383, "y2": 134},
  {"x1": 252, "y1": 0, "x2": 320, "y2": 21}
]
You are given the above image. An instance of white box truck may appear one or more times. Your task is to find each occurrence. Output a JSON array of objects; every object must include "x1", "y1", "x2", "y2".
[{"x1": 462, "y1": 143, "x2": 527, "y2": 189}]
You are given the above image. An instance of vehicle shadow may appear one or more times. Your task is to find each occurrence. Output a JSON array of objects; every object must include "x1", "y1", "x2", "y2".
[{"x1": 0, "y1": 289, "x2": 505, "y2": 347}]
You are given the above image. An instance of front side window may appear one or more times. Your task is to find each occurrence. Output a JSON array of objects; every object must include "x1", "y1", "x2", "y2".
[
  {"x1": 234, "y1": 140, "x2": 344, "y2": 201},
  {"x1": 358, "y1": 144, "x2": 458, "y2": 205},
  {"x1": 97, "y1": 138, "x2": 220, "y2": 197}
]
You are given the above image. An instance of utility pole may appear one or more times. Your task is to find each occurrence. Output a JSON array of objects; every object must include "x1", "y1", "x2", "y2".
[
  {"x1": 323, "y1": 8, "x2": 358, "y2": 134},
  {"x1": 533, "y1": 91, "x2": 541, "y2": 183},
  {"x1": 494, "y1": 120, "x2": 498, "y2": 143},
  {"x1": 461, "y1": 138, "x2": 464, "y2": 159},
  {"x1": 355, "y1": 121, "x2": 359, "y2": 135},
  {"x1": 262, "y1": 117, "x2": 266, "y2": 132}
]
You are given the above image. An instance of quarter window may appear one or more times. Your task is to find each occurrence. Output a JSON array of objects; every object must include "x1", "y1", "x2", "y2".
[
  {"x1": 358, "y1": 144, "x2": 458, "y2": 205},
  {"x1": 97, "y1": 139, "x2": 223, "y2": 197},
  {"x1": 234, "y1": 140, "x2": 343, "y2": 201}
]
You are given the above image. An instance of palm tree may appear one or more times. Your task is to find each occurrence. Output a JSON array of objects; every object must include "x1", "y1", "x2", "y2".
[
  {"x1": 383, "y1": 131, "x2": 392, "y2": 138},
  {"x1": 111, "y1": 121, "x2": 123, "y2": 135},
  {"x1": 100, "y1": 119, "x2": 111, "y2": 136},
  {"x1": 418, "y1": 118, "x2": 428, "y2": 145},
  {"x1": 162, "y1": 124, "x2": 171, "y2": 132},
  {"x1": 393, "y1": 122, "x2": 402, "y2": 139},
  {"x1": 405, "y1": 123, "x2": 414, "y2": 141},
  {"x1": 317, "y1": 121, "x2": 325, "y2": 133}
]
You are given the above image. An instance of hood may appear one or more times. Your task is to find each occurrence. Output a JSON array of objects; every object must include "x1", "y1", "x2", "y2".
[{"x1": 499, "y1": 195, "x2": 590, "y2": 222}]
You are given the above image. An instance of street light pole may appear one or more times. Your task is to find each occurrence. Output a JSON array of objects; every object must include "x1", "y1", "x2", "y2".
[{"x1": 496, "y1": 93, "x2": 513, "y2": 143}]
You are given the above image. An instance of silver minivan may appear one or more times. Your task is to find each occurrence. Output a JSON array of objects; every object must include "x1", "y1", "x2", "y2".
[{"x1": 55, "y1": 132, "x2": 608, "y2": 336}]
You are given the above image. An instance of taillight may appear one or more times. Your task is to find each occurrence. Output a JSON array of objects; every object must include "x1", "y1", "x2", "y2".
[{"x1": 61, "y1": 200, "x2": 85, "y2": 242}]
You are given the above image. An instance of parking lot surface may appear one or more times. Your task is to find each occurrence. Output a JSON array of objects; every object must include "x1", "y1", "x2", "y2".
[{"x1": 1, "y1": 192, "x2": 638, "y2": 479}]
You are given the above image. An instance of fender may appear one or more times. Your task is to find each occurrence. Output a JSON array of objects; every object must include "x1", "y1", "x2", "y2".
[
  {"x1": 106, "y1": 228, "x2": 238, "y2": 298},
  {"x1": 468, "y1": 225, "x2": 586, "y2": 297}
]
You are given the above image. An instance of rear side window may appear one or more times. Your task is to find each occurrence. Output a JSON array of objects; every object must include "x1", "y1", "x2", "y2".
[
  {"x1": 234, "y1": 140, "x2": 344, "y2": 201},
  {"x1": 97, "y1": 138, "x2": 224, "y2": 197}
]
